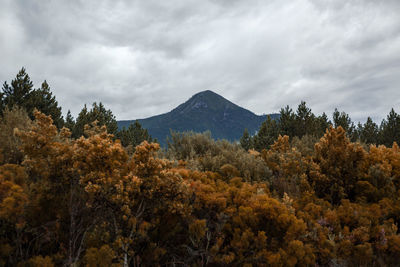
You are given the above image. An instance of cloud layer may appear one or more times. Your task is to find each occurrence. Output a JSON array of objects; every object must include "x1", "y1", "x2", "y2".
[{"x1": 1, "y1": 0, "x2": 399, "y2": 122}]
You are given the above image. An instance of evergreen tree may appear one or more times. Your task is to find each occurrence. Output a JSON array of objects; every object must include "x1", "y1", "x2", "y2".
[
  {"x1": 332, "y1": 108, "x2": 356, "y2": 141},
  {"x1": 240, "y1": 128, "x2": 252, "y2": 151},
  {"x1": 316, "y1": 112, "x2": 331, "y2": 137},
  {"x1": 116, "y1": 120, "x2": 153, "y2": 148},
  {"x1": 358, "y1": 117, "x2": 379, "y2": 144},
  {"x1": 333, "y1": 108, "x2": 351, "y2": 130},
  {"x1": 1, "y1": 69, "x2": 64, "y2": 127},
  {"x1": 64, "y1": 110, "x2": 75, "y2": 131},
  {"x1": 73, "y1": 102, "x2": 118, "y2": 138},
  {"x1": 1, "y1": 68, "x2": 34, "y2": 116},
  {"x1": 73, "y1": 104, "x2": 88, "y2": 138},
  {"x1": 253, "y1": 115, "x2": 279, "y2": 151},
  {"x1": 295, "y1": 101, "x2": 315, "y2": 138},
  {"x1": 278, "y1": 103, "x2": 330, "y2": 139},
  {"x1": 278, "y1": 105, "x2": 296, "y2": 137},
  {"x1": 379, "y1": 108, "x2": 400, "y2": 147},
  {"x1": 30, "y1": 80, "x2": 64, "y2": 128}
]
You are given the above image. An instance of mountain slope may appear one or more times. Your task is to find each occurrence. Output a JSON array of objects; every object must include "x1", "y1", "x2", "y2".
[{"x1": 118, "y1": 90, "x2": 279, "y2": 145}]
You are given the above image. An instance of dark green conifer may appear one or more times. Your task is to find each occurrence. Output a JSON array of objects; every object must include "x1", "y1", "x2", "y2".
[
  {"x1": 253, "y1": 115, "x2": 279, "y2": 151},
  {"x1": 73, "y1": 102, "x2": 118, "y2": 138},
  {"x1": 30, "y1": 80, "x2": 64, "y2": 128},
  {"x1": 333, "y1": 108, "x2": 357, "y2": 141},
  {"x1": 278, "y1": 105, "x2": 296, "y2": 137},
  {"x1": 295, "y1": 101, "x2": 315, "y2": 138},
  {"x1": 116, "y1": 120, "x2": 153, "y2": 148},
  {"x1": 316, "y1": 112, "x2": 331, "y2": 136},
  {"x1": 1, "y1": 69, "x2": 64, "y2": 128},
  {"x1": 358, "y1": 117, "x2": 379, "y2": 144},
  {"x1": 379, "y1": 108, "x2": 400, "y2": 147},
  {"x1": 240, "y1": 128, "x2": 252, "y2": 151},
  {"x1": 1, "y1": 68, "x2": 34, "y2": 116},
  {"x1": 64, "y1": 110, "x2": 75, "y2": 132}
]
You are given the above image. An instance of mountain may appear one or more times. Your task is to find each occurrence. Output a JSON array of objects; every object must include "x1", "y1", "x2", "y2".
[{"x1": 118, "y1": 90, "x2": 279, "y2": 146}]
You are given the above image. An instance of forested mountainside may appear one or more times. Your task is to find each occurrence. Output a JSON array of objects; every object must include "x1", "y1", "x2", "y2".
[
  {"x1": 118, "y1": 90, "x2": 279, "y2": 146},
  {"x1": 1, "y1": 68, "x2": 400, "y2": 266}
]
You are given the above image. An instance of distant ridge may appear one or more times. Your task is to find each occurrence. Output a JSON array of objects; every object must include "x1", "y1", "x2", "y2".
[{"x1": 118, "y1": 90, "x2": 279, "y2": 145}]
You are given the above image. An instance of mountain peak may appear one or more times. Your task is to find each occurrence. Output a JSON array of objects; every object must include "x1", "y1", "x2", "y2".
[
  {"x1": 192, "y1": 90, "x2": 218, "y2": 97},
  {"x1": 118, "y1": 90, "x2": 279, "y2": 145},
  {"x1": 189, "y1": 90, "x2": 225, "y2": 103},
  {"x1": 179, "y1": 90, "x2": 237, "y2": 113}
]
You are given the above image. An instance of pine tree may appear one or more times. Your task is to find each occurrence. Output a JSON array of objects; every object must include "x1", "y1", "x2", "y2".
[
  {"x1": 1, "y1": 68, "x2": 34, "y2": 115},
  {"x1": 30, "y1": 80, "x2": 64, "y2": 128},
  {"x1": 64, "y1": 110, "x2": 75, "y2": 131},
  {"x1": 295, "y1": 101, "x2": 315, "y2": 138},
  {"x1": 253, "y1": 115, "x2": 279, "y2": 151},
  {"x1": 116, "y1": 120, "x2": 153, "y2": 148},
  {"x1": 73, "y1": 102, "x2": 118, "y2": 138},
  {"x1": 379, "y1": 108, "x2": 400, "y2": 147},
  {"x1": 358, "y1": 117, "x2": 379, "y2": 144},
  {"x1": 240, "y1": 128, "x2": 252, "y2": 151},
  {"x1": 73, "y1": 104, "x2": 88, "y2": 138},
  {"x1": 316, "y1": 112, "x2": 331, "y2": 136},
  {"x1": 278, "y1": 105, "x2": 296, "y2": 137},
  {"x1": 333, "y1": 108, "x2": 356, "y2": 141},
  {"x1": 1, "y1": 69, "x2": 64, "y2": 127}
]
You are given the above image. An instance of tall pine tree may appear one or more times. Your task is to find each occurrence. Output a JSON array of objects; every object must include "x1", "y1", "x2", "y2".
[
  {"x1": 278, "y1": 105, "x2": 296, "y2": 137},
  {"x1": 316, "y1": 112, "x2": 331, "y2": 137},
  {"x1": 30, "y1": 80, "x2": 64, "y2": 128},
  {"x1": 253, "y1": 115, "x2": 279, "y2": 151},
  {"x1": 64, "y1": 110, "x2": 75, "y2": 131},
  {"x1": 379, "y1": 108, "x2": 400, "y2": 147},
  {"x1": 1, "y1": 68, "x2": 64, "y2": 128},
  {"x1": 358, "y1": 117, "x2": 379, "y2": 144},
  {"x1": 240, "y1": 128, "x2": 252, "y2": 151},
  {"x1": 1, "y1": 68, "x2": 34, "y2": 116},
  {"x1": 332, "y1": 108, "x2": 357, "y2": 141},
  {"x1": 295, "y1": 101, "x2": 315, "y2": 138},
  {"x1": 73, "y1": 102, "x2": 118, "y2": 138}
]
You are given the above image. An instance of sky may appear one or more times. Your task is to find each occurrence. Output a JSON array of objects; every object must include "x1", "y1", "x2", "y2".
[{"x1": 1, "y1": 0, "x2": 400, "y2": 123}]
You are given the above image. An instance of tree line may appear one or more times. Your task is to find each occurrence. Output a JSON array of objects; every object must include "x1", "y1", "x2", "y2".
[
  {"x1": 1, "y1": 68, "x2": 400, "y2": 266},
  {"x1": 1, "y1": 68, "x2": 153, "y2": 153},
  {"x1": 241, "y1": 101, "x2": 400, "y2": 151}
]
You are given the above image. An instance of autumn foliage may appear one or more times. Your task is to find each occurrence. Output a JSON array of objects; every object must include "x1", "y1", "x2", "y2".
[{"x1": 2, "y1": 110, "x2": 400, "y2": 266}]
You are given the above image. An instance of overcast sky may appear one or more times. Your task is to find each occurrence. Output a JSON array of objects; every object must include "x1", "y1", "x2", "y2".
[{"x1": 1, "y1": 0, "x2": 399, "y2": 122}]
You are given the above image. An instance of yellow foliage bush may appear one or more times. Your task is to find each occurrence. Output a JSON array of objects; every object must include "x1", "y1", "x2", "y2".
[{"x1": 1, "y1": 112, "x2": 400, "y2": 265}]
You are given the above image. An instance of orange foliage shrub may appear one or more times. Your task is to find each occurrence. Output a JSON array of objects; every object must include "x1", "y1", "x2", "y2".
[
  {"x1": 1, "y1": 112, "x2": 400, "y2": 266},
  {"x1": 312, "y1": 126, "x2": 366, "y2": 204}
]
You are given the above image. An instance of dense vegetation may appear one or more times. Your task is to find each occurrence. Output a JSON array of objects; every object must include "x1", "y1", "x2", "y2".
[
  {"x1": 1, "y1": 69, "x2": 400, "y2": 266},
  {"x1": 242, "y1": 101, "x2": 400, "y2": 150}
]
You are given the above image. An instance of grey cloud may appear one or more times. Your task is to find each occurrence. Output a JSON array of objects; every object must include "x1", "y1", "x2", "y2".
[{"x1": 1, "y1": 0, "x2": 399, "y2": 124}]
